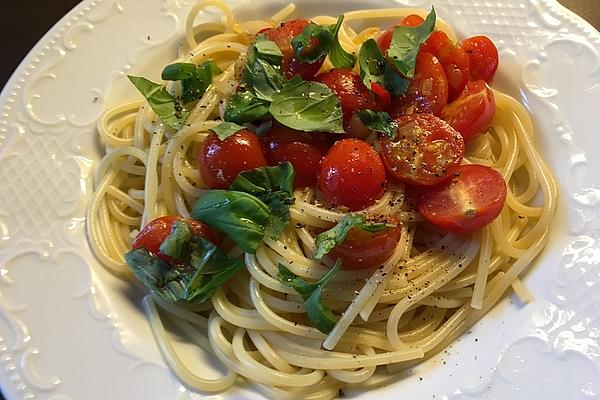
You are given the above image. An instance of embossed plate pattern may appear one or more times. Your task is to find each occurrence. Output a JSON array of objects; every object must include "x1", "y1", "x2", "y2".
[{"x1": 1, "y1": 0, "x2": 599, "y2": 399}]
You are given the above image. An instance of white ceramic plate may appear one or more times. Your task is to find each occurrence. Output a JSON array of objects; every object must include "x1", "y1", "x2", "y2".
[{"x1": 1, "y1": 0, "x2": 600, "y2": 398}]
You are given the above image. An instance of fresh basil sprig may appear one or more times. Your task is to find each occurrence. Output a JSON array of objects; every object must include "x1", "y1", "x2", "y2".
[
  {"x1": 127, "y1": 76, "x2": 189, "y2": 130},
  {"x1": 277, "y1": 259, "x2": 341, "y2": 334},
  {"x1": 357, "y1": 110, "x2": 398, "y2": 140},
  {"x1": 314, "y1": 214, "x2": 394, "y2": 260},
  {"x1": 210, "y1": 122, "x2": 246, "y2": 141},
  {"x1": 358, "y1": 38, "x2": 409, "y2": 96},
  {"x1": 223, "y1": 91, "x2": 270, "y2": 124},
  {"x1": 244, "y1": 39, "x2": 286, "y2": 101},
  {"x1": 270, "y1": 77, "x2": 344, "y2": 133},
  {"x1": 329, "y1": 15, "x2": 355, "y2": 69},
  {"x1": 292, "y1": 24, "x2": 334, "y2": 63},
  {"x1": 159, "y1": 220, "x2": 191, "y2": 259},
  {"x1": 161, "y1": 60, "x2": 222, "y2": 103},
  {"x1": 387, "y1": 7, "x2": 436, "y2": 78},
  {"x1": 125, "y1": 235, "x2": 243, "y2": 304}
]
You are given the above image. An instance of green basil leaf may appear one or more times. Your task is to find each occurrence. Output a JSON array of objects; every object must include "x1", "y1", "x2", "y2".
[
  {"x1": 128, "y1": 75, "x2": 189, "y2": 130},
  {"x1": 358, "y1": 39, "x2": 409, "y2": 96},
  {"x1": 314, "y1": 214, "x2": 392, "y2": 260},
  {"x1": 161, "y1": 63, "x2": 198, "y2": 80},
  {"x1": 276, "y1": 259, "x2": 341, "y2": 334},
  {"x1": 292, "y1": 23, "x2": 334, "y2": 63},
  {"x1": 329, "y1": 15, "x2": 355, "y2": 69},
  {"x1": 251, "y1": 58, "x2": 286, "y2": 101},
  {"x1": 270, "y1": 76, "x2": 344, "y2": 133},
  {"x1": 254, "y1": 40, "x2": 284, "y2": 66},
  {"x1": 223, "y1": 91, "x2": 270, "y2": 124},
  {"x1": 159, "y1": 220, "x2": 191, "y2": 259},
  {"x1": 387, "y1": 7, "x2": 436, "y2": 78},
  {"x1": 125, "y1": 248, "x2": 183, "y2": 303},
  {"x1": 161, "y1": 61, "x2": 222, "y2": 103},
  {"x1": 210, "y1": 122, "x2": 246, "y2": 140},
  {"x1": 191, "y1": 190, "x2": 272, "y2": 254},
  {"x1": 357, "y1": 110, "x2": 397, "y2": 140}
]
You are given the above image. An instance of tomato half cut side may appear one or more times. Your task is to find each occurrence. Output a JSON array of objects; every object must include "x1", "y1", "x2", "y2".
[
  {"x1": 458, "y1": 36, "x2": 499, "y2": 83},
  {"x1": 416, "y1": 164, "x2": 507, "y2": 235},
  {"x1": 442, "y1": 80, "x2": 495, "y2": 141},
  {"x1": 329, "y1": 215, "x2": 403, "y2": 270},
  {"x1": 379, "y1": 114, "x2": 464, "y2": 186}
]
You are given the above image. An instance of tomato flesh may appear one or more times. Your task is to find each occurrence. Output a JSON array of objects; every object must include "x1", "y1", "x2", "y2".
[
  {"x1": 199, "y1": 130, "x2": 267, "y2": 189},
  {"x1": 329, "y1": 215, "x2": 403, "y2": 269},
  {"x1": 264, "y1": 19, "x2": 324, "y2": 80},
  {"x1": 379, "y1": 114, "x2": 464, "y2": 186},
  {"x1": 416, "y1": 164, "x2": 507, "y2": 235},
  {"x1": 318, "y1": 139, "x2": 386, "y2": 211},
  {"x1": 262, "y1": 125, "x2": 329, "y2": 188},
  {"x1": 442, "y1": 80, "x2": 495, "y2": 141},
  {"x1": 387, "y1": 51, "x2": 448, "y2": 117},
  {"x1": 458, "y1": 36, "x2": 499, "y2": 83},
  {"x1": 132, "y1": 216, "x2": 220, "y2": 263},
  {"x1": 314, "y1": 68, "x2": 382, "y2": 131}
]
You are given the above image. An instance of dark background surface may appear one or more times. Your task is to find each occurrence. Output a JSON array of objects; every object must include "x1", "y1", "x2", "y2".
[{"x1": 0, "y1": 0, "x2": 598, "y2": 399}]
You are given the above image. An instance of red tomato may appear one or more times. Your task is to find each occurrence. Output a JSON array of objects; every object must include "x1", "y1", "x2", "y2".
[
  {"x1": 458, "y1": 36, "x2": 499, "y2": 83},
  {"x1": 387, "y1": 51, "x2": 448, "y2": 117},
  {"x1": 371, "y1": 82, "x2": 392, "y2": 108},
  {"x1": 378, "y1": 14, "x2": 425, "y2": 53},
  {"x1": 315, "y1": 68, "x2": 382, "y2": 131},
  {"x1": 442, "y1": 80, "x2": 495, "y2": 140},
  {"x1": 329, "y1": 215, "x2": 403, "y2": 269},
  {"x1": 199, "y1": 130, "x2": 267, "y2": 189},
  {"x1": 416, "y1": 164, "x2": 507, "y2": 235},
  {"x1": 264, "y1": 19, "x2": 324, "y2": 80},
  {"x1": 262, "y1": 125, "x2": 329, "y2": 188},
  {"x1": 379, "y1": 114, "x2": 464, "y2": 186},
  {"x1": 318, "y1": 139, "x2": 386, "y2": 211},
  {"x1": 420, "y1": 31, "x2": 470, "y2": 101},
  {"x1": 132, "y1": 216, "x2": 220, "y2": 262}
]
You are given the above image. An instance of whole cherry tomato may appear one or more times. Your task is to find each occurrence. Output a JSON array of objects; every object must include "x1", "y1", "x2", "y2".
[
  {"x1": 199, "y1": 130, "x2": 267, "y2": 189},
  {"x1": 379, "y1": 113, "x2": 464, "y2": 186},
  {"x1": 458, "y1": 36, "x2": 499, "y2": 83},
  {"x1": 318, "y1": 139, "x2": 386, "y2": 211}
]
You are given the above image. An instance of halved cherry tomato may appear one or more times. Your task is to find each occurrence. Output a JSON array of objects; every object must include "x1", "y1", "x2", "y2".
[
  {"x1": 416, "y1": 164, "x2": 507, "y2": 235},
  {"x1": 387, "y1": 51, "x2": 448, "y2": 117},
  {"x1": 315, "y1": 68, "x2": 382, "y2": 131},
  {"x1": 262, "y1": 126, "x2": 329, "y2": 188},
  {"x1": 379, "y1": 114, "x2": 464, "y2": 186},
  {"x1": 458, "y1": 36, "x2": 499, "y2": 83},
  {"x1": 441, "y1": 80, "x2": 495, "y2": 140},
  {"x1": 329, "y1": 215, "x2": 403, "y2": 269},
  {"x1": 132, "y1": 216, "x2": 220, "y2": 263},
  {"x1": 377, "y1": 14, "x2": 425, "y2": 53},
  {"x1": 199, "y1": 130, "x2": 267, "y2": 189},
  {"x1": 264, "y1": 19, "x2": 324, "y2": 80},
  {"x1": 318, "y1": 139, "x2": 386, "y2": 211},
  {"x1": 420, "y1": 31, "x2": 470, "y2": 101},
  {"x1": 371, "y1": 82, "x2": 392, "y2": 108}
]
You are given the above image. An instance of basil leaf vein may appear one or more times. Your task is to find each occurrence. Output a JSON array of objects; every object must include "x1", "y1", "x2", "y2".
[
  {"x1": 357, "y1": 110, "x2": 397, "y2": 140},
  {"x1": 223, "y1": 91, "x2": 270, "y2": 124}
]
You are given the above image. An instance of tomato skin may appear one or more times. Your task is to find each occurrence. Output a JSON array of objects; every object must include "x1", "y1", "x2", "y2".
[
  {"x1": 329, "y1": 215, "x2": 403, "y2": 270},
  {"x1": 264, "y1": 19, "x2": 324, "y2": 80},
  {"x1": 416, "y1": 164, "x2": 507, "y2": 235},
  {"x1": 132, "y1": 216, "x2": 220, "y2": 262},
  {"x1": 199, "y1": 130, "x2": 267, "y2": 189},
  {"x1": 314, "y1": 68, "x2": 382, "y2": 131},
  {"x1": 262, "y1": 126, "x2": 329, "y2": 188},
  {"x1": 379, "y1": 114, "x2": 464, "y2": 186},
  {"x1": 378, "y1": 14, "x2": 425, "y2": 53},
  {"x1": 318, "y1": 139, "x2": 386, "y2": 211},
  {"x1": 458, "y1": 36, "x2": 499, "y2": 83},
  {"x1": 387, "y1": 51, "x2": 448, "y2": 117},
  {"x1": 441, "y1": 80, "x2": 495, "y2": 140}
]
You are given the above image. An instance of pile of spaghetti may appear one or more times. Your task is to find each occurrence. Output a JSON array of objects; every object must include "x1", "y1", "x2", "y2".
[{"x1": 87, "y1": 1, "x2": 557, "y2": 398}]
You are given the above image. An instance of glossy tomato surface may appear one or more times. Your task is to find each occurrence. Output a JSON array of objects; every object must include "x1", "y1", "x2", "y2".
[
  {"x1": 388, "y1": 51, "x2": 448, "y2": 117},
  {"x1": 379, "y1": 114, "x2": 464, "y2": 186},
  {"x1": 264, "y1": 19, "x2": 323, "y2": 80},
  {"x1": 199, "y1": 130, "x2": 267, "y2": 189},
  {"x1": 417, "y1": 164, "x2": 507, "y2": 235},
  {"x1": 458, "y1": 36, "x2": 499, "y2": 83},
  {"x1": 132, "y1": 216, "x2": 220, "y2": 262},
  {"x1": 315, "y1": 68, "x2": 382, "y2": 130},
  {"x1": 442, "y1": 80, "x2": 495, "y2": 140},
  {"x1": 262, "y1": 125, "x2": 329, "y2": 188},
  {"x1": 377, "y1": 14, "x2": 425, "y2": 53},
  {"x1": 329, "y1": 215, "x2": 403, "y2": 269},
  {"x1": 318, "y1": 139, "x2": 386, "y2": 211}
]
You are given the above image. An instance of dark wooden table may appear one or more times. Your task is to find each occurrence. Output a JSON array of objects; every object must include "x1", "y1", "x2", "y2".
[{"x1": 0, "y1": 1, "x2": 598, "y2": 399}]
